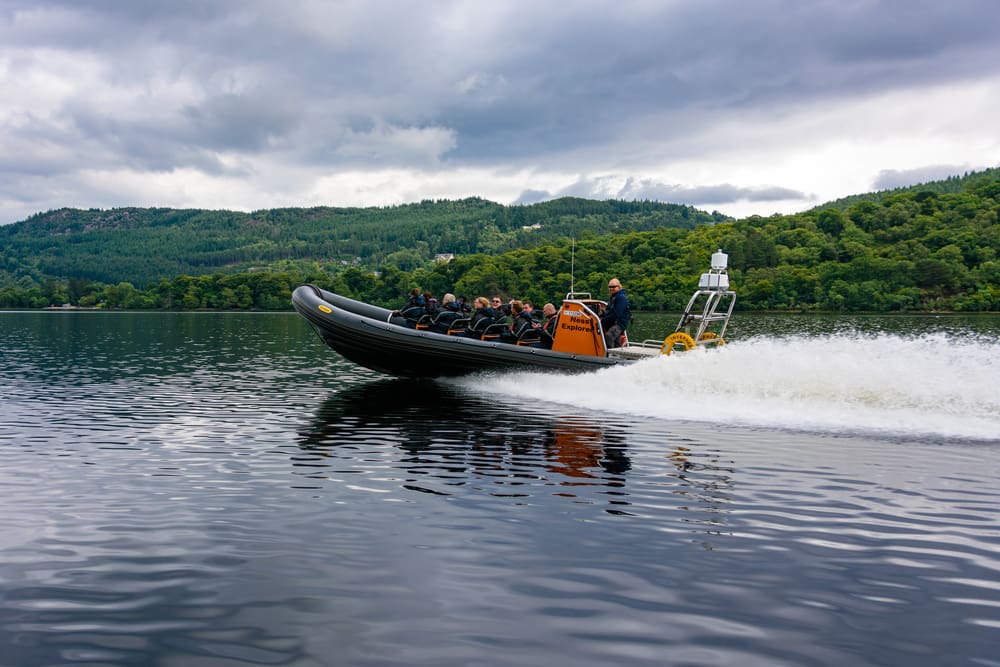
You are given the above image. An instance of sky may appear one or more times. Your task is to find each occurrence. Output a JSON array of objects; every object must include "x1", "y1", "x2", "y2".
[{"x1": 1, "y1": 0, "x2": 999, "y2": 226}]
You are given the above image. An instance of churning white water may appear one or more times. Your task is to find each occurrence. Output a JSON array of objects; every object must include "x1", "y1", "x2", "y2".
[{"x1": 462, "y1": 332, "x2": 1000, "y2": 441}]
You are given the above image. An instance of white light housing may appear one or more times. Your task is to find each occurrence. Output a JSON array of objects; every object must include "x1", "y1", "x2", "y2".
[
  {"x1": 699, "y1": 273, "x2": 730, "y2": 289},
  {"x1": 711, "y1": 249, "x2": 728, "y2": 271}
]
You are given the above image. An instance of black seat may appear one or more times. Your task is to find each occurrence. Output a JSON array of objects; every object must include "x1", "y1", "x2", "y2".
[
  {"x1": 479, "y1": 323, "x2": 508, "y2": 341},
  {"x1": 399, "y1": 304, "x2": 425, "y2": 327},
  {"x1": 515, "y1": 329, "x2": 542, "y2": 346},
  {"x1": 444, "y1": 317, "x2": 469, "y2": 335}
]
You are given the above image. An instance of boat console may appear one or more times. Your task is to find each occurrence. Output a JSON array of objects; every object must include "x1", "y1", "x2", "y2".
[{"x1": 609, "y1": 249, "x2": 736, "y2": 358}]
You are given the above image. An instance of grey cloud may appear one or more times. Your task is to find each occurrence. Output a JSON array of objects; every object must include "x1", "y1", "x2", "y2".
[
  {"x1": 515, "y1": 177, "x2": 811, "y2": 208},
  {"x1": 872, "y1": 165, "x2": 985, "y2": 191},
  {"x1": 513, "y1": 189, "x2": 552, "y2": 206},
  {"x1": 437, "y1": 1, "x2": 1000, "y2": 161},
  {"x1": 618, "y1": 179, "x2": 810, "y2": 205},
  {"x1": 181, "y1": 93, "x2": 301, "y2": 153},
  {"x1": 9, "y1": 0, "x2": 1000, "y2": 168},
  {"x1": 2, "y1": 0, "x2": 999, "y2": 223},
  {"x1": 62, "y1": 106, "x2": 238, "y2": 176}
]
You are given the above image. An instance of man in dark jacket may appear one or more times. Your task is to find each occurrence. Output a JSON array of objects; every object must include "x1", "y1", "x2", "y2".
[
  {"x1": 431, "y1": 293, "x2": 464, "y2": 333},
  {"x1": 399, "y1": 288, "x2": 426, "y2": 327},
  {"x1": 508, "y1": 300, "x2": 537, "y2": 342},
  {"x1": 538, "y1": 302, "x2": 558, "y2": 349},
  {"x1": 601, "y1": 278, "x2": 630, "y2": 349}
]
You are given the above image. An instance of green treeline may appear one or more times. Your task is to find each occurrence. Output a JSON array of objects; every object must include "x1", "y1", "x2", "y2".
[
  {"x1": 814, "y1": 168, "x2": 999, "y2": 212},
  {"x1": 1, "y1": 170, "x2": 999, "y2": 312},
  {"x1": 0, "y1": 197, "x2": 722, "y2": 288}
]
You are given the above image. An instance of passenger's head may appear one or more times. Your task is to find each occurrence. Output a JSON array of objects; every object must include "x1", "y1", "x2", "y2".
[
  {"x1": 608, "y1": 279, "x2": 622, "y2": 293},
  {"x1": 410, "y1": 288, "x2": 420, "y2": 297},
  {"x1": 442, "y1": 293, "x2": 456, "y2": 305},
  {"x1": 475, "y1": 296, "x2": 490, "y2": 309},
  {"x1": 491, "y1": 296, "x2": 503, "y2": 309},
  {"x1": 543, "y1": 302, "x2": 556, "y2": 317},
  {"x1": 510, "y1": 300, "x2": 523, "y2": 315}
]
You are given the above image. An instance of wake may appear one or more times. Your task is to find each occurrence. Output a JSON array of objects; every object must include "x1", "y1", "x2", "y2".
[{"x1": 458, "y1": 332, "x2": 1000, "y2": 441}]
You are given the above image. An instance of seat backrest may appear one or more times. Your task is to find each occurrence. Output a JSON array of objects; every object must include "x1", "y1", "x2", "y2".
[
  {"x1": 400, "y1": 304, "x2": 424, "y2": 321},
  {"x1": 480, "y1": 323, "x2": 507, "y2": 340},
  {"x1": 446, "y1": 318, "x2": 470, "y2": 335},
  {"x1": 470, "y1": 314, "x2": 492, "y2": 333},
  {"x1": 515, "y1": 329, "x2": 542, "y2": 346}
]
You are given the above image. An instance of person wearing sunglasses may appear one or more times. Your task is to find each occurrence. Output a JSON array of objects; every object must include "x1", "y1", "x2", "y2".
[
  {"x1": 601, "y1": 279, "x2": 631, "y2": 349},
  {"x1": 491, "y1": 297, "x2": 511, "y2": 325}
]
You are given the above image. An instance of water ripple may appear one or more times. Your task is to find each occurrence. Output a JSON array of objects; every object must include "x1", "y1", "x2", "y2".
[{"x1": 2, "y1": 313, "x2": 1000, "y2": 665}]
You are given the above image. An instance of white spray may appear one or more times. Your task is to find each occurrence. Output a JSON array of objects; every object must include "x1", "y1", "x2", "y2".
[{"x1": 459, "y1": 332, "x2": 1000, "y2": 441}]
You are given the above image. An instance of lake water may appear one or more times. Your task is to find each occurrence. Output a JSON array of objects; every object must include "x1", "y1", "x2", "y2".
[{"x1": 1, "y1": 310, "x2": 999, "y2": 666}]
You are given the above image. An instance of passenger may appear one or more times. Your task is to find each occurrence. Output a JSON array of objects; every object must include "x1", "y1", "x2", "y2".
[
  {"x1": 523, "y1": 300, "x2": 538, "y2": 323},
  {"x1": 484, "y1": 297, "x2": 507, "y2": 327},
  {"x1": 467, "y1": 297, "x2": 495, "y2": 338},
  {"x1": 431, "y1": 293, "x2": 463, "y2": 333},
  {"x1": 456, "y1": 296, "x2": 472, "y2": 315},
  {"x1": 399, "y1": 288, "x2": 426, "y2": 327},
  {"x1": 423, "y1": 291, "x2": 440, "y2": 316},
  {"x1": 539, "y1": 302, "x2": 558, "y2": 348},
  {"x1": 601, "y1": 278, "x2": 631, "y2": 349},
  {"x1": 508, "y1": 300, "x2": 538, "y2": 342}
]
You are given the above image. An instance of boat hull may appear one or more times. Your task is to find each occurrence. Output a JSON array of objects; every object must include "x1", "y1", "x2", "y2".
[{"x1": 292, "y1": 285, "x2": 627, "y2": 378}]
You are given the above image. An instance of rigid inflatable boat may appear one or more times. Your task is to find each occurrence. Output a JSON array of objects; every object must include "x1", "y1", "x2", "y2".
[{"x1": 292, "y1": 251, "x2": 735, "y2": 378}]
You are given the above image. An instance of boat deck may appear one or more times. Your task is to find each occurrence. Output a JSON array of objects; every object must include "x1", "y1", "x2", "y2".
[{"x1": 607, "y1": 340, "x2": 665, "y2": 360}]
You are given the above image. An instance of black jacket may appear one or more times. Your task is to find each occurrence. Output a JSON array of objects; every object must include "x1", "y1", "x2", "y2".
[
  {"x1": 601, "y1": 289, "x2": 630, "y2": 330},
  {"x1": 511, "y1": 311, "x2": 537, "y2": 339},
  {"x1": 469, "y1": 306, "x2": 495, "y2": 334}
]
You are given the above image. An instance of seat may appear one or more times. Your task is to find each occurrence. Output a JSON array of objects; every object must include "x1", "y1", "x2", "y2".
[
  {"x1": 479, "y1": 323, "x2": 508, "y2": 341},
  {"x1": 445, "y1": 317, "x2": 470, "y2": 336},
  {"x1": 515, "y1": 329, "x2": 542, "y2": 346},
  {"x1": 532, "y1": 325, "x2": 555, "y2": 349}
]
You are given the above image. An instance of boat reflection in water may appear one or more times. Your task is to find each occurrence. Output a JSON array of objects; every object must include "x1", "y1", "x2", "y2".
[
  {"x1": 296, "y1": 378, "x2": 735, "y2": 530},
  {"x1": 296, "y1": 379, "x2": 632, "y2": 505}
]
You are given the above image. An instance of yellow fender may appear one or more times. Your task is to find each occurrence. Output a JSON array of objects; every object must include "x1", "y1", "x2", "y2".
[
  {"x1": 699, "y1": 332, "x2": 726, "y2": 346},
  {"x1": 661, "y1": 332, "x2": 696, "y2": 355}
]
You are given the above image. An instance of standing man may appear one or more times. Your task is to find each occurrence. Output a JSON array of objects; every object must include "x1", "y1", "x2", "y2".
[
  {"x1": 539, "y1": 302, "x2": 558, "y2": 348},
  {"x1": 601, "y1": 278, "x2": 630, "y2": 349}
]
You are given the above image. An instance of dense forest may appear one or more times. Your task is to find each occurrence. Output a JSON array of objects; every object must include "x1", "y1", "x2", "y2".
[
  {"x1": 1, "y1": 170, "x2": 998, "y2": 312},
  {"x1": 815, "y1": 167, "x2": 1000, "y2": 212},
  {"x1": 0, "y1": 198, "x2": 723, "y2": 288}
]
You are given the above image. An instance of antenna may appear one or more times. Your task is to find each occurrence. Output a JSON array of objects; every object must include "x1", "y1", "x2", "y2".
[{"x1": 570, "y1": 237, "x2": 576, "y2": 295}]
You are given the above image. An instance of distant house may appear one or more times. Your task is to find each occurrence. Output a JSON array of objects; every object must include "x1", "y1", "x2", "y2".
[
  {"x1": 434, "y1": 253, "x2": 455, "y2": 263},
  {"x1": 522, "y1": 223, "x2": 542, "y2": 230}
]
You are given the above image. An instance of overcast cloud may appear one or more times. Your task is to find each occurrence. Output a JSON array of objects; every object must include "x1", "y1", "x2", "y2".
[{"x1": 1, "y1": 0, "x2": 998, "y2": 224}]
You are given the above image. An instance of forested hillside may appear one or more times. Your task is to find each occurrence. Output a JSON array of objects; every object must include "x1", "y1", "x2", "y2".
[
  {"x1": 0, "y1": 198, "x2": 723, "y2": 288},
  {"x1": 1, "y1": 170, "x2": 998, "y2": 312},
  {"x1": 816, "y1": 167, "x2": 1000, "y2": 211}
]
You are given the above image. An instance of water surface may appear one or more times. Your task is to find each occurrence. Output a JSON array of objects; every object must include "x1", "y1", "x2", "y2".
[{"x1": 1, "y1": 311, "x2": 999, "y2": 666}]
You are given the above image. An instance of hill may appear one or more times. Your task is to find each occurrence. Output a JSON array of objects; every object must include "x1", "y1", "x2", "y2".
[
  {"x1": 814, "y1": 167, "x2": 1000, "y2": 211},
  {"x1": 2, "y1": 170, "x2": 998, "y2": 312},
  {"x1": 0, "y1": 198, "x2": 725, "y2": 289}
]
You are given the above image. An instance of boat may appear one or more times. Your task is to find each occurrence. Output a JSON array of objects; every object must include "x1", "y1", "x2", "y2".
[{"x1": 292, "y1": 250, "x2": 735, "y2": 378}]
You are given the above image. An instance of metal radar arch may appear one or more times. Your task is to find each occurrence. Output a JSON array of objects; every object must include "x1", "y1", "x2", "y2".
[{"x1": 661, "y1": 249, "x2": 736, "y2": 355}]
